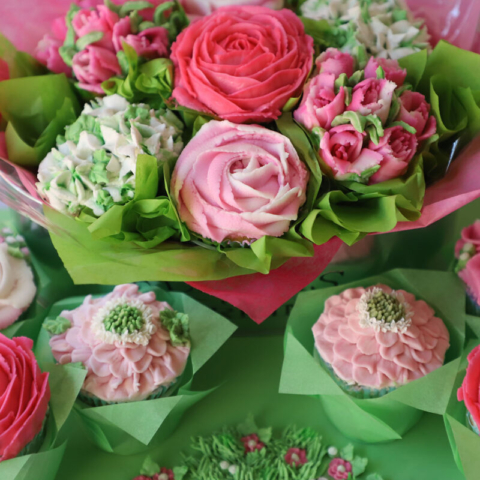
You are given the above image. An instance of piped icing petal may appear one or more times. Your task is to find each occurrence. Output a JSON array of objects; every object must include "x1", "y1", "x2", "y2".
[
  {"x1": 312, "y1": 285, "x2": 449, "y2": 390},
  {"x1": 49, "y1": 284, "x2": 190, "y2": 402}
]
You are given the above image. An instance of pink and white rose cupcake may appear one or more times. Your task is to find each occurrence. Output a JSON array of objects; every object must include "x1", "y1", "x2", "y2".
[
  {"x1": 47, "y1": 284, "x2": 190, "y2": 406},
  {"x1": 313, "y1": 284, "x2": 450, "y2": 398}
]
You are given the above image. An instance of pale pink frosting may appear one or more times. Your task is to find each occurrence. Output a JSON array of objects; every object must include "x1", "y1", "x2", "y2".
[
  {"x1": 49, "y1": 285, "x2": 190, "y2": 402},
  {"x1": 312, "y1": 285, "x2": 450, "y2": 389}
]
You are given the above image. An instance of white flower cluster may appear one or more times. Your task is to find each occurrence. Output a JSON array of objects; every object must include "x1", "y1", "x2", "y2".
[
  {"x1": 37, "y1": 95, "x2": 184, "y2": 217},
  {"x1": 301, "y1": 0, "x2": 430, "y2": 60}
]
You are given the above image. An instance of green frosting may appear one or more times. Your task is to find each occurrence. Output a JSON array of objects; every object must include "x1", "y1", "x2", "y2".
[
  {"x1": 160, "y1": 309, "x2": 190, "y2": 347},
  {"x1": 367, "y1": 290, "x2": 405, "y2": 322},
  {"x1": 43, "y1": 316, "x2": 72, "y2": 335},
  {"x1": 103, "y1": 304, "x2": 145, "y2": 334}
]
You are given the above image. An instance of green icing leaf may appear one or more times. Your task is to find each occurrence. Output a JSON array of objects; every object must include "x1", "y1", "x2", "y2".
[
  {"x1": 366, "y1": 474, "x2": 384, "y2": 480},
  {"x1": 160, "y1": 309, "x2": 190, "y2": 347},
  {"x1": 340, "y1": 444, "x2": 354, "y2": 462},
  {"x1": 351, "y1": 455, "x2": 368, "y2": 476},
  {"x1": 237, "y1": 414, "x2": 259, "y2": 437},
  {"x1": 172, "y1": 466, "x2": 188, "y2": 480},
  {"x1": 140, "y1": 456, "x2": 160, "y2": 477},
  {"x1": 75, "y1": 31, "x2": 104, "y2": 51},
  {"x1": 119, "y1": 1, "x2": 154, "y2": 17},
  {"x1": 64, "y1": 114, "x2": 102, "y2": 143},
  {"x1": 331, "y1": 111, "x2": 384, "y2": 138},
  {"x1": 43, "y1": 316, "x2": 72, "y2": 335},
  {"x1": 389, "y1": 120, "x2": 417, "y2": 135},
  {"x1": 376, "y1": 66, "x2": 386, "y2": 80}
]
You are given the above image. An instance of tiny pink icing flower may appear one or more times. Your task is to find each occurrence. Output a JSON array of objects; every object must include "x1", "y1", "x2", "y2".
[
  {"x1": 133, "y1": 468, "x2": 174, "y2": 480},
  {"x1": 456, "y1": 221, "x2": 480, "y2": 258},
  {"x1": 241, "y1": 434, "x2": 265, "y2": 453},
  {"x1": 294, "y1": 73, "x2": 346, "y2": 131},
  {"x1": 72, "y1": 45, "x2": 122, "y2": 94},
  {"x1": 396, "y1": 91, "x2": 437, "y2": 141},
  {"x1": 458, "y1": 345, "x2": 480, "y2": 431},
  {"x1": 347, "y1": 78, "x2": 397, "y2": 125},
  {"x1": 284, "y1": 448, "x2": 307, "y2": 467},
  {"x1": 364, "y1": 57, "x2": 407, "y2": 87},
  {"x1": 328, "y1": 458, "x2": 352, "y2": 480},
  {"x1": 315, "y1": 48, "x2": 355, "y2": 79}
]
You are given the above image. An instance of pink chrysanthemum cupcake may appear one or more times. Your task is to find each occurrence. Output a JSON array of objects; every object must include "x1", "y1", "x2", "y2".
[
  {"x1": 47, "y1": 284, "x2": 190, "y2": 406},
  {"x1": 313, "y1": 284, "x2": 450, "y2": 398}
]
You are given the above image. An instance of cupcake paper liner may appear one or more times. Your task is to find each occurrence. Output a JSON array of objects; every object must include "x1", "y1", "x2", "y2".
[{"x1": 280, "y1": 269, "x2": 465, "y2": 444}]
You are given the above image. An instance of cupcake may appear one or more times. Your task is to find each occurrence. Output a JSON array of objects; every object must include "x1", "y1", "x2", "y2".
[
  {"x1": 458, "y1": 345, "x2": 480, "y2": 435},
  {"x1": 0, "y1": 228, "x2": 37, "y2": 331},
  {"x1": 47, "y1": 284, "x2": 190, "y2": 406},
  {"x1": 0, "y1": 334, "x2": 50, "y2": 462},
  {"x1": 313, "y1": 284, "x2": 450, "y2": 398}
]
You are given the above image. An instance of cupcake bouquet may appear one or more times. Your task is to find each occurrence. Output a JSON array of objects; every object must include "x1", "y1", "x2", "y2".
[
  {"x1": 37, "y1": 282, "x2": 236, "y2": 455},
  {"x1": 280, "y1": 268, "x2": 465, "y2": 443}
]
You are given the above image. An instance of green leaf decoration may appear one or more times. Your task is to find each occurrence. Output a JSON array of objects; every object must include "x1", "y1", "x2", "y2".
[
  {"x1": 62, "y1": 4, "x2": 81, "y2": 49},
  {"x1": 154, "y1": 1, "x2": 189, "y2": 42},
  {"x1": 237, "y1": 414, "x2": 259, "y2": 436},
  {"x1": 160, "y1": 309, "x2": 190, "y2": 347},
  {"x1": 0, "y1": 33, "x2": 46, "y2": 78},
  {"x1": 348, "y1": 69, "x2": 364, "y2": 86},
  {"x1": 340, "y1": 444, "x2": 354, "y2": 461},
  {"x1": 331, "y1": 111, "x2": 384, "y2": 138},
  {"x1": 351, "y1": 455, "x2": 368, "y2": 476},
  {"x1": 75, "y1": 31, "x2": 104, "y2": 51},
  {"x1": 43, "y1": 316, "x2": 72, "y2": 335},
  {"x1": 389, "y1": 120, "x2": 417, "y2": 135},
  {"x1": 119, "y1": 1, "x2": 154, "y2": 17},
  {"x1": 140, "y1": 456, "x2": 160, "y2": 476},
  {"x1": 58, "y1": 46, "x2": 77, "y2": 67},
  {"x1": 376, "y1": 66, "x2": 386, "y2": 79}
]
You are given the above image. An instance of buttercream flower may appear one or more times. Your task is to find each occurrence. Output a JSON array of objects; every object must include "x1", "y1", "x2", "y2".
[
  {"x1": 347, "y1": 78, "x2": 397, "y2": 124},
  {"x1": 171, "y1": 6, "x2": 314, "y2": 123},
  {"x1": 313, "y1": 285, "x2": 450, "y2": 391},
  {"x1": 182, "y1": 0, "x2": 284, "y2": 15},
  {"x1": 456, "y1": 221, "x2": 480, "y2": 258},
  {"x1": 319, "y1": 124, "x2": 383, "y2": 181},
  {"x1": 364, "y1": 56, "x2": 406, "y2": 87},
  {"x1": 315, "y1": 48, "x2": 355, "y2": 78},
  {"x1": 113, "y1": 17, "x2": 169, "y2": 59},
  {"x1": 294, "y1": 73, "x2": 346, "y2": 131},
  {"x1": 0, "y1": 241, "x2": 37, "y2": 330},
  {"x1": 171, "y1": 120, "x2": 309, "y2": 243},
  {"x1": 241, "y1": 434, "x2": 264, "y2": 453},
  {"x1": 72, "y1": 5, "x2": 119, "y2": 50},
  {"x1": 49, "y1": 284, "x2": 190, "y2": 403},
  {"x1": 328, "y1": 458, "x2": 352, "y2": 480},
  {"x1": 284, "y1": 448, "x2": 307, "y2": 467},
  {"x1": 72, "y1": 45, "x2": 122, "y2": 94},
  {"x1": 0, "y1": 334, "x2": 50, "y2": 461},
  {"x1": 133, "y1": 468, "x2": 174, "y2": 480},
  {"x1": 458, "y1": 345, "x2": 480, "y2": 433},
  {"x1": 396, "y1": 91, "x2": 437, "y2": 141},
  {"x1": 367, "y1": 126, "x2": 418, "y2": 184}
]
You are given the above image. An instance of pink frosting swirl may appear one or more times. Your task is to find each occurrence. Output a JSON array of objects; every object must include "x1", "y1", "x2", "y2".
[
  {"x1": 49, "y1": 285, "x2": 190, "y2": 402},
  {"x1": 312, "y1": 285, "x2": 450, "y2": 389}
]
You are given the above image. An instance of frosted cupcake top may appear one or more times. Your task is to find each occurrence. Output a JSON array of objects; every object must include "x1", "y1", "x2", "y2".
[
  {"x1": 313, "y1": 284, "x2": 449, "y2": 390},
  {"x1": 48, "y1": 284, "x2": 190, "y2": 402}
]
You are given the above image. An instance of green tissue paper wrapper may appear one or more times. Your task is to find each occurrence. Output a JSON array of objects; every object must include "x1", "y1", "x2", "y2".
[
  {"x1": 280, "y1": 269, "x2": 466, "y2": 443},
  {"x1": 37, "y1": 284, "x2": 237, "y2": 455},
  {"x1": 444, "y1": 339, "x2": 480, "y2": 480}
]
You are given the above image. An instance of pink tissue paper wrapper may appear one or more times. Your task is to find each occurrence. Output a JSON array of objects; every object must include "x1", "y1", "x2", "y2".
[{"x1": 0, "y1": 0, "x2": 480, "y2": 323}]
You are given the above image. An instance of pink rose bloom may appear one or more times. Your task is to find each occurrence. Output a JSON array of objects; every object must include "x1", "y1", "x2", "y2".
[
  {"x1": 396, "y1": 91, "x2": 437, "y2": 141},
  {"x1": 171, "y1": 120, "x2": 309, "y2": 243},
  {"x1": 458, "y1": 345, "x2": 480, "y2": 431},
  {"x1": 113, "y1": 17, "x2": 169, "y2": 59},
  {"x1": 0, "y1": 335, "x2": 50, "y2": 461},
  {"x1": 328, "y1": 458, "x2": 353, "y2": 480},
  {"x1": 315, "y1": 48, "x2": 355, "y2": 79},
  {"x1": 171, "y1": 6, "x2": 314, "y2": 123},
  {"x1": 320, "y1": 124, "x2": 383, "y2": 181},
  {"x1": 182, "y1": 0, "x2": 284, "y2": 15},
  {"x1": 294, "y1": 73, "x2": 346, "y2": 131},
  {"x1": 72, "y1": 5, "x2": 119, "y2": 51},
  {"x1": 241, "y1": 433, "x2": 265, "y2": 453},
  {"x1": 455, "y1": 221, "x2": 480, "y2": 257},
  {"x1": 364, "y1": 57, "x2": 407, "y2": 87},
  {"x1": 347, "y1": 78, "x2": 397, "y2": 125},
  {"x1": 368, "y1": 126, "x2": 418, "y2": 184},
  {"x1": 72, "y1": 45, "x2": 122, "y2": 94},
  {"x1": 284, "y1": 448, "x2": 307, "y2": 467},
  {"x1": 458, "y1": 254, "x2": 480, "y2": 305},
  {"x1": 49, "y1": 284, "x2": 190, "y2": 403}
]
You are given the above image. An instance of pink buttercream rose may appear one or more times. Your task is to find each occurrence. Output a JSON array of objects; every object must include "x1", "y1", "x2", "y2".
[
  {"x1": 328, "y1": 458, "x2": 353, "y2": 480},
  {"x1": 458, "y1": 345, "x2": 480, "y2": 431},
  {"x1": 113, "y1": 17, "x2": 169, "y2": 59},
  {"x1": 171, "y1": 6, "x2": 314, "y2": 123},
  {"x1": 396, "y1": 91, "x2": 437, "y2": 141},
  {"x1": 313, "y1": 285, "x2": 450, "y2": 390},
  {"x1": 49, "y1": 284, "x2": 190, "y2": 402},
  {"x1": 367, "y1": 126, "x2": 418, "y2": 184},
  {"x1": 0, "y1": 335, "x2": 50, "y2": 461},
  {"x1": 171, "y1": 120, "x2": 309, "y2": 243},
  {"x1": 72, "y1": 5, "x2": 119, "y2": 50},
  {"x1": 364, "y1": 57, "x2": 407, "y2": 87},
  {"x1": 315, "y1": 48, "x2": 355, "y2": 79},
  {"x1": 294, "y1": 73, "x2": 346, "y2": 131},
  {"x1": 284, "y1": 448, "x2": 307, "y2": 467},
  {"x1": 455, "y1": 221, "x2": 480, "y2": 257},
  {"x1": 319, "y1": 124, "x2": 383, "y2": 181},
  {"x1": 182, "y1": 0, "x2": 284, "y2": 15},
  {"x1": 458, "y1": 254, "x2": 480, "y2": 304},
  {"x1": 72, "y1": 45, "x2": 122, "y2": 94},
  {"x1": 347, "y1": 78, "x2": 397, "y2": 124}
]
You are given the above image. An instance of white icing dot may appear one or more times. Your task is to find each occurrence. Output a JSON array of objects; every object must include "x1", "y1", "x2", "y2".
[
  {"x1": 337, "y1": 465, "x2": 346, "y2": 473},
  {"x1": 327, "y1": 446, "x2": 338, "y2": 456},
  {"x1": 291, "y1": 453, "x2": 300, "y2": 463},
  {"x1": 228, "y1": 464, "x2": 238, "y2": 475},
  {"x1": 248, "y1": 439, "x2": 257, "y2": 448},
  {"x1": 158, "y1": 475, "x2": 168, "y2": 480},
  {"x1": 459, "y1": 252, "x2": 471, "y2": 261},
  {"x1": 220, "y1": 461, "x2": 230, "y2": 470}
]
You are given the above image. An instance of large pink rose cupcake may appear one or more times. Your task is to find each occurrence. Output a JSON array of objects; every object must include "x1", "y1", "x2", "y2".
[
  {"x1": 0, "y1": 334, "x2": 50, "y2": 462},
  {"x1": 48, "y1": 284, "x2": 190, "y2": 405},
  {"x1": 171, "y1": 120, "x2": 309, "y2": 244},
  {"x1": 313, "y1": 285, "x2": 450, "y2": 398},
  {"x1": 171, "y1": 6, "x2": 314, "y2": 123},
  {"x1": 458, "y1": 345, "x2": 480, "y2": 435}
]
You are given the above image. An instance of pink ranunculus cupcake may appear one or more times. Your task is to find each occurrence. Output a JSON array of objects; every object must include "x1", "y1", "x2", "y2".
[
  {"x1": 312, "y1": 284, "x2": 450, "y2": 398},
  {"x1": 48, "y1": 284, "x2": 190, "y2": 405},
  {"x1": 0, "y1": 334, "x2": 50, "y2": 462},
  {"x1": 458, "y1": 345, "x2": 480, "y2": 435}
]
